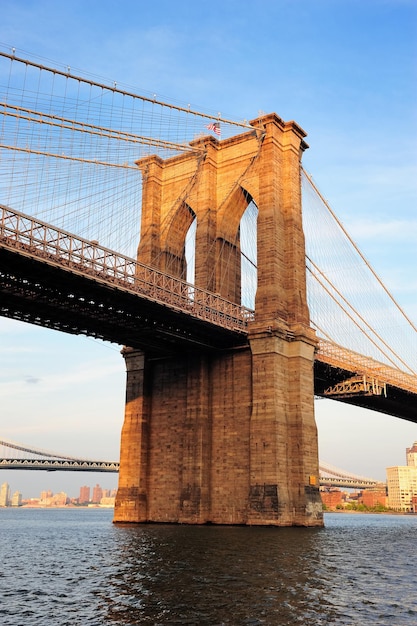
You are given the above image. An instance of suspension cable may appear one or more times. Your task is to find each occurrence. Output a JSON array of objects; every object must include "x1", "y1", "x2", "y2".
[{"x1": 302, "y1": 167, "x2": 417, "y2": 334}]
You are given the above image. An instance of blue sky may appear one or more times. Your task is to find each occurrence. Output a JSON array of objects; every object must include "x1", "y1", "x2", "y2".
[{"x1": 1, "y1": 0, "x2": 416, "y2": 498}]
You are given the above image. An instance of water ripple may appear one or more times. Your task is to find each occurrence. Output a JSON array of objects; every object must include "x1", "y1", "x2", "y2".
[{"x1": 1, "y1": 509, "x2": 417, "y2": 625}]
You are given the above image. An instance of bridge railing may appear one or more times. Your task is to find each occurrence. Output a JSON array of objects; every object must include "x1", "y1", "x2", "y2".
[
  {"x1": 317, "y1": 338, "x2": 417, "y2": 394},
  {"x1": 0, "y1": 205, "x2": 254, "y2": 333}
]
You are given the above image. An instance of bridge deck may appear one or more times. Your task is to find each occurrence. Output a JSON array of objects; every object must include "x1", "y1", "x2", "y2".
[{"x1": 1, "y1": 205, "x2": 416, "y2": 422}]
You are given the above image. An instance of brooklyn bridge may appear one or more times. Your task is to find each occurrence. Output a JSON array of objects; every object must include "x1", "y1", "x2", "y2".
[{"x1": 0, "y1": 50, "x2": 416, "y2": 526}]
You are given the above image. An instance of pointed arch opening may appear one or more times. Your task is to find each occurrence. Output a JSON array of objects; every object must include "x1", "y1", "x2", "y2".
[
  {"x1": 159, "y1": 203, "x2": 196, "y2": 280},
  {"x1": 185, "y1": 217, "x2": 196, "y2": 285},
  {"x1": 240, "y1": 199, "x2": 258, "y2": 310},
  {"x1": 214, "y1": 186, "x2": 258, "y2": 308}
]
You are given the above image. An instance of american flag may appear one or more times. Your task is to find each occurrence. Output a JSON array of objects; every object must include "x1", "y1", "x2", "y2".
[{"x1": 206, "y1": 121, "x2": 221, "y2": 136}]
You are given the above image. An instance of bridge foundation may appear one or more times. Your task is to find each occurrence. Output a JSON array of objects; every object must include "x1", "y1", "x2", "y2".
[{"x1": 114, "y1": 113, "x2": 323, "y2": 526}]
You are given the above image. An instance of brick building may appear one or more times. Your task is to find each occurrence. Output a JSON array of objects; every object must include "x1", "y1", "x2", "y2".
[
  {"x1": 359, "y1": 487, "x2": 388, "y2": 508},
  {"x1": 79, "y1": 485, "x2": 90, "y2": 504},
  {"x1": 320, "y1": 489, "x2": 343, "y2": 509},
  {"x1": 92, "y1": 484, "x2": 103, "y2": 504}
]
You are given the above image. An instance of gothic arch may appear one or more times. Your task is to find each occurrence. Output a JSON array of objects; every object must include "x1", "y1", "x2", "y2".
[{"x1": 159, "y1": 202, "x2": 196, "y2": 280}]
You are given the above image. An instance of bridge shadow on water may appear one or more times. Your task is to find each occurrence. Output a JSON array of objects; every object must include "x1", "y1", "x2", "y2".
[
  {"x1": 104, "y1": 523, "x2": 335, "y2": 625},
  {"x1": 102, "y1": 516, "x2": 417, "y2": 625}
]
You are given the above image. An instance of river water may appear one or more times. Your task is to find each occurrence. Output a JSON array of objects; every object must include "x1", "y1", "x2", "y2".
[{"x1": 1, "y1": 508, "x2": 416, "y2": 625}]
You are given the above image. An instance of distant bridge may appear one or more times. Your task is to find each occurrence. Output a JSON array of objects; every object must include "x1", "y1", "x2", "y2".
[
  {"x1": 318, "y1": 461, "x2": 383, "y2": 490},
  {"x1": 0, "y1": 439, "x2": 119, "y2": 473},
  {"x1": 0, "y1": 458, "x2": 119, "y2": 473},
  {"x1": 0, "y1": 439, "x2": 381, "y2": 489}
]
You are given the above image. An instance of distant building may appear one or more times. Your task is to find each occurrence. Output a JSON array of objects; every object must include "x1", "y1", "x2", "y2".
[
  {"x1": 386, "y1": 466, "x2": 417, "y2": 512},
  {"x1": 51, "y1": 492, "x2": 69, "y2": 506},
  {"x1": 40, "y1": 490, "x2": 53, "y2": 503},
  {"x1": 92, "y1": 484, "x2": 103, "y2": 504},
  {"x1": 38, "y1": 490, "x2": 69, "y2": 507},
  {"x1": 406, "y1": 441, "x2": 417, "y2": 467},
  {"x1": 99, "y1": 496, "x2": 115, "y2": 507},
  {"x1": 79, "y1": 485, "x2": 90, "y2": 504},
  {"x1": 11, "y1": 491, "x2": 23, "y2": 507},
  {"x1": 23, "y1": 498, "x2": 41, "y2": 507},
  {"x1": 0, "y1": 482, "x2": 11, "y2": 507},
  {"x1": 387, "y1": 440, "x2": 417, "y2": 512},
  {"x1": 320, "y1": 489, "x2": 342, "y2": 509},
  {"x1": 359, "y1": 487, "x2": 388, "y2": 508}
]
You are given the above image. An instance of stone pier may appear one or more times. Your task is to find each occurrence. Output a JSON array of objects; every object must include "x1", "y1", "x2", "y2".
[{"x1": 114, "y1": 113, "x2": 323, "y2": 526}]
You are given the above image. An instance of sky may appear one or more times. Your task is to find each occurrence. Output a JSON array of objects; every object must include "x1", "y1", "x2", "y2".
[{"x1": 1, "y1": 0, "x2": 416, "y2": 499}]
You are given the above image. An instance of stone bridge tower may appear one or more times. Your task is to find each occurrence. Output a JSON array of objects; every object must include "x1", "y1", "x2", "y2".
[{"x1": 114, "y1": 113, "x2": 323, "y2": 527}]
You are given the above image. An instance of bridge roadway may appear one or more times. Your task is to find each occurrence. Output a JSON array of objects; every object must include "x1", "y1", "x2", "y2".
[{"x1": 1, "y1": 205, "x2": 416, "y2": 422}]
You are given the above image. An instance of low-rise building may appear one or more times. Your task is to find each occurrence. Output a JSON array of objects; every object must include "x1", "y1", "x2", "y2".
[
  {"x1": 359, "y1": 487, "x2": 388, "y2": 508},
  {"x1": 99, "y1": 496, "x2": 115, "y2": 507},
  {"x1": 320, "y1": 489, "x2": 343, "y2": 510}
]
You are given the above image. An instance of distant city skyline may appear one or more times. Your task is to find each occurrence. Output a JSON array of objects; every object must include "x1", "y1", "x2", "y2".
[
  {"x1": 3, "y1": 437, "x2": 417, "y2": 510},
  {"x1": 0, "y1": 478, "x2": 117, "y2": 502}
]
